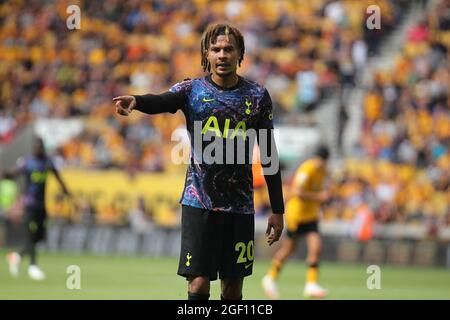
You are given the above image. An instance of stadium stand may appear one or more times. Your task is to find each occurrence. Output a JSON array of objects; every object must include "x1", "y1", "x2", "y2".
[{"x1": 0, "y1": 0, "x2": 447, "y2": 229}]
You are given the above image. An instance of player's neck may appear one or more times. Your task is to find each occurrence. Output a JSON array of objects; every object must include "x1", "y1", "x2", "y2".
[{"x1": 210, "y1": 73, "x2": 239, "y2": 89}]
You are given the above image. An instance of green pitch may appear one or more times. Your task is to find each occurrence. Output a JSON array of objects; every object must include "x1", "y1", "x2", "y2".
[{"x1": 0, "y1": 249, "x2": 449, "y2": 300}]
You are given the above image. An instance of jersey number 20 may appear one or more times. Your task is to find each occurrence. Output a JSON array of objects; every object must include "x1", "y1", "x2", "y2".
[{"x1": 235, "y1": 240, "x2": 254, "y2": 263}]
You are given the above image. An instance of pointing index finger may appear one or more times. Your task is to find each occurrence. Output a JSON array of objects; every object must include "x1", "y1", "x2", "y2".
[{"x1": 112, "y1": 96, "x2": 127, "y2": 101}]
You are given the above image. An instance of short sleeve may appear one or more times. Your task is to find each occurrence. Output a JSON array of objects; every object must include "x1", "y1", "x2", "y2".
[{"x1": 169, "y1": 78, "x2": 193, "y2": 96}]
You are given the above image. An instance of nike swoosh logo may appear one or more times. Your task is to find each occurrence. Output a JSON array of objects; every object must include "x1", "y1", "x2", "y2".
[
  {"x1": 245, "y1": 262, "x2": 253, "y2": 269},
  {"x1": 202, "y1": 97, "x2": 215, "y2": 102}
]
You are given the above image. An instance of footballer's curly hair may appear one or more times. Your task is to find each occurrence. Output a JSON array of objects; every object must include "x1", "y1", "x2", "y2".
[{"x1": 201, "y1": 23, "x2": 245, "y2": 72}]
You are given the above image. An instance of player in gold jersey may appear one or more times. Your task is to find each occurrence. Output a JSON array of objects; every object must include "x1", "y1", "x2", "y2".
[{"x1": 262, "y1": 145, "x2": 330, "y2": 299}]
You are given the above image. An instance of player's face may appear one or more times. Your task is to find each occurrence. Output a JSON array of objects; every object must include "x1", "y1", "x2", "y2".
[{"x1": 207, "y1": 35, "x2": 239, "y2": 78}]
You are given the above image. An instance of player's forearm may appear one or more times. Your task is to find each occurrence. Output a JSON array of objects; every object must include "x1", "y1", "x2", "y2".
[
  {"x1": 59, "y1": 180, "x2": 69, "y2": 194},
  {"x1": 260, "y1": 131, "x2": 284, "y2": 213},
  {"x1": 133, "y1": 91, "x2": 186, "y2": 114},
  {"x1": 53, "y1": 171, "x2": 69, "y2": 194},
  {"x1": 258, "y1": 124, "x2": 285, "y2": 214},
  {"x1": 264, "y1": 169, "x2": 285, "y2": 214}
]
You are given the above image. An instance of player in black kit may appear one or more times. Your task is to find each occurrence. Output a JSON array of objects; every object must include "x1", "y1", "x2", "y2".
[{"x1": 7, "y1": 137, "x2": 70, "y2": 280}]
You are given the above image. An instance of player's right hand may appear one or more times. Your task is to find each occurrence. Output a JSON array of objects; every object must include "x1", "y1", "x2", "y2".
[{"x1": 113, "y1": 95, "x2": 136, "y2": 116}]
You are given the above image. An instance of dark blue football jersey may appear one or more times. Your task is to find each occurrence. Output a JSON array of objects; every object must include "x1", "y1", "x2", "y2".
[
  {"x1": 170, "y1": 76, "x2": 274, "y2": 214},
  {"x1": 17, "y1": 156, "x2": 55, "y2": 207}
]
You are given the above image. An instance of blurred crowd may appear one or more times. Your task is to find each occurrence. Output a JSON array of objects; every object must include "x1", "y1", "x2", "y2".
[
  {"x1": 1, "y1": 0, "x2": 448, "y2": 228},
  {"x1": 1, "y1": 0, "x2": 404, "y2": 169},
  {"x1": 327, "y1": 0, "x2": 449, "y2": 228}
]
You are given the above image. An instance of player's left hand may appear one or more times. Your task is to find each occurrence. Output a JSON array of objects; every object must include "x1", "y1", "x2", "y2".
[{"x1": 266, "y1": 213, "x2": 284, "y2": 246}]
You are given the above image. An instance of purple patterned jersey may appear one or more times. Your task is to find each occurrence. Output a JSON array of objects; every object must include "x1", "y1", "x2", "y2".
[{"x1": 170, "y1": 75, "x2": 274, "y2": 214}]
